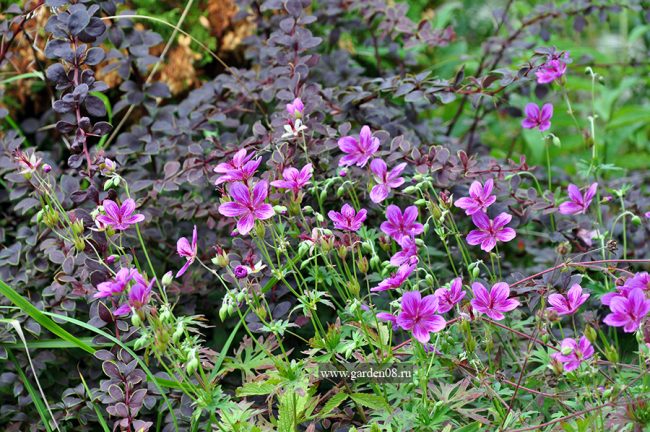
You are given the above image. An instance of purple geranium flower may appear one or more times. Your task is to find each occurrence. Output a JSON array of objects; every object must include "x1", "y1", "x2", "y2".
[
  {"x1": 380, "y1": 205, "x2": 424, "y2": 245},
  {"x1": 218, "y1": 181, "x2": 275, "y2": 236},
  {"x1": 470, "y1": 282, "x2": 520, "y2": 320},
  {"x1": 213, "y1": 149, "x2": 261, "y2": 185},
  {"x1": 328, "y1": 203, "x2": 367, "y2": 232},
  {"x1": 96, "y1": 199, "x2": 145, "y2": 231},
  {"x1": 536, "y1": 57, "x2": 568, "y2": 84},
  {"x1": 286, "y1": 97, "x2": 304, "y2": 118},
  {"x1": 435, "y1": 277, "x2": 466, "y2": 314},
  {"x1": 624, "y1": 272, "x2": 650, "y2": 293},
  {"x1": 390, "y1": 236, "x2": 418, "y2": 266},
  {"x1": 558, "y1": 183, "x2": 598, "y2": 215},
  {"x1": 376, "y1": 312, "x2": 398, "y2": 329},
  {"x1": 396, "y1": 291, "x2": 446, "y2": 343},
  {"x1": 113, "y1": 273, "x2": 154, "y2": 317},
  {"x1": 234, "y1": 265, "x2": 249, "y2": 279},
  {"x1": 369, "y1": 159, "x2": 406, "y2": 203},
  {"x1": 466, "y1": 212, "x2": 516, "y2": 252},
  {"x1": 271, "y1": 164, "x2": 313, "y2": 196},
  {"x1": 547, "y1": 283, "x2": 589, "y2": 316},
  {"x1": 603, "y1": 288, "x2": 650, "y2": 333},
  {"x1": 454, "y1": 179, "x2": 496, "y2": 215},
  {"x1": 551, "y1": 336, "x2": 594, "y2": 372},
  {"x1": 337, "y1": 125, "x2": 380, "y2": 167},
  {"x1": 176, "y1": 225, "x2": 198, "y2": 277},
  {"x1": 371, "y1": 262, "x2": 416, "y2": 292},
  {"x1": 521, "y1": 103, "x2": 553, "y2": 131},
  {"x1": 94, "y1": 267, "x2": 136, "y2": 299}
]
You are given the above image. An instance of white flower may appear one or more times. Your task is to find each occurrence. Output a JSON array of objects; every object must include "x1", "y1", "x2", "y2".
[{"x1": 281, "y1": 119, "x2": 308, "y2": 139}]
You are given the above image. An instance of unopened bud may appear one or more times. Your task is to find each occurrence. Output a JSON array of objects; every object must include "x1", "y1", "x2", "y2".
[
  {"x1": 161, "y1": 271, "x2": 173, "y2": 287},
  {"x1": 584, "y1": 325, "x2": 597, "y2": 343},
  {"x1": 131, "y1": 313, "x2": 142, "y2": 327}
]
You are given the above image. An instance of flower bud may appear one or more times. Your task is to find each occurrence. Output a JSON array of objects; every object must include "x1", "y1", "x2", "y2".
[
  {"x1": 212, "y1": 250, "x2": 229, "y2": 267},
  {"x1": 254, "y1": 222, "x2": 266, "y2": 238},
  {"x1": 72, "y1": 219, "x2": 84, "y2": 235},
  {"x1": 219, "y1": 303, "x2": 228, "y2": 321},
  {"x1": 273, "y1": 205, "x2": 287, "y2": 214},
  {"x1": 43, "y1": 164, "x2": 52, "y2": 173},
  {"x1": 402, "y1": 186, "x2": 417, "y2": 194},
  {"x1": 173, "y1": 323, "x2": 184, "y2": 343},
  {"x1": 357, "y1": 256, "x2": 369, "y2": 274},
  {"x1": 369, "y1": 255, "x2": 380, "y2": 269},
  {"x1": 339, "y1": 170, "x2": 347, "y2": 177},
  {"x1": 604, "y1": 345, "x2": 619, "y2": 363},
  {"x1": 348, "y1": 280, "x2": 360, "y2": 297},
  {"x1": 186, "y1": 357, "x2": 199, "y2": 375},
  {"x1": 131, "y1": 313, "x2": 142, "y2": 327},
  {"x1": 337, "y1": 245, "x2": 348, "y2": 260},
  {"x1": 414, "y1": 198, "x2": 426, "y2": 206},
  {"x1": 425, "y1": 274, "x2": 434, "y2": 286},
  {"x1": 561, "y1": 345, "x2": 573, "y2": 355},
  {"x1": 336, "y1": 186, "x2": 345, "y2": 197},
  {"x1": 73, "y1": 236, "x2": 86, "y2": 253},
  {"x1": 134, "y1": 334, "x2": 148, "y2": 350},
  {"x1": 584, "y1": 325, "x2": 597, "y2": 343},
  {"x1": 161, "y1": 271, "x2": 173, "y2": 287},
  {"x1": 631, "y1": 216, "x2": 642, "y2": 226}
]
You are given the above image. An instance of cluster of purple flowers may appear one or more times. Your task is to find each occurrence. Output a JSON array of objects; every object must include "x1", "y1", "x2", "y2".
[
  {"x1": 521, "y1": 52, "x2": 569, "y2": 132},
  {"x1": 454, "y1": 179, "x2": 516, "y2": 252},
  {"x1": 377, "y1": 277, "x2": 521, "y2": 343},
  {"x1": 371, "y1": 206, "x2": 424, "y2": 292},
  {"x1": 551, "y1": 336, "x2": 594, "y2": 372},
  {"x1": 547, "y1": 284, "x2": 590, "y2": 316},
  {"x1": 601, "y1": 272, "x2": 650, "y2": 333},
  {"x1": 216, "y1": 150, "x2": 275, "y2": 236},
  {"x1": 95, "y1": 268, "x2": 154, "y2": 317}
]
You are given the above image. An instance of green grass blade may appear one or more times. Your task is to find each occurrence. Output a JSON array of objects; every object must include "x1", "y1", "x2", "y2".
[
  {"x1": 0, "y1": 336, "x2": 125, "y2": 349},
  {"x1": 0, "y1": 279, "x2": 95, "y2": 354},
  {"x1": 41, "y1": 311, "x2": 179, "y2": 430},
  {"x1": 77, "y1": 367, "x2": 111, "y2": 432},
  {"x1": 7, "y1": 349, "x2": 55, "y2": 432}
]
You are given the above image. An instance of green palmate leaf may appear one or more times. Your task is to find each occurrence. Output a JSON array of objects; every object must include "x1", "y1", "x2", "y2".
[
  {"x1": 350, "y1": 392, "x2": 389, "y2": 411},
  {"x1": 318, "y1": 392, "x2": 348, "y2": 418},
  {"x1": 0, "y1": 279, "x2": 95, "y2": 354},
  {"x1": 236, "y1": 380, "x2": 278, "y2": 397}
]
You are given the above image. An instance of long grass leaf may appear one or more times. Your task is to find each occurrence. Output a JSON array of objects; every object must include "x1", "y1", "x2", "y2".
[
  {"x1": 41, "y1": 311, "x2": 179, "y2": 430},
  {"x1": 0, "y1": 279, "x2": 95, "y2": 354}
]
